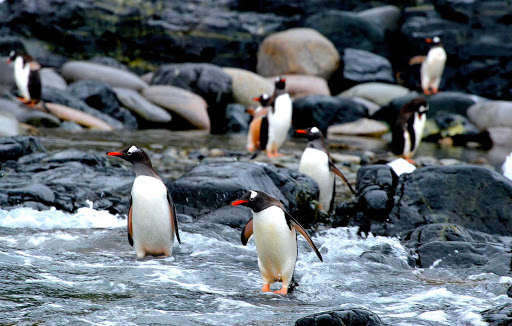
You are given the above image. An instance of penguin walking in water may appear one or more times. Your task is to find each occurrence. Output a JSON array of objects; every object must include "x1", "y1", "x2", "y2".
[
  {"x1": 421, "y1": 36, "x2": 446, "y2": 95},
  {"x1": 296, "y1": 127, "x2": 355, "y2": 213},
  {"x1": 391, "y1": 97, "x2": 429, "y2": 160},
  {"x1": 246, "y1": 93, "x2": 270, "y2": 152},
  {"x1": 107, "y1": 146, "x2": 181, "y2": 258},
  {"x1": 266, "y1": 77, "x2": 292, "y2": 157},
  {"x1": 232, "y1": 190, "x2": 323, "y2": 295},
  {"x1": 7, "y1": 50, "x2": 41, "y2": 106}
]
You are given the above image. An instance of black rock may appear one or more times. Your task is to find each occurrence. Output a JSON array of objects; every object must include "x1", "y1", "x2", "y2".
[
  {"x1": 292, "y1": 95, "x2": 368, "y2": 137},
  {"x1": 340, "y1": 48, "x2": 395, "y2": 90},
  {"x1": 169, "y1": 162, "x2": 319, "y2": 226},
  {"x1": 481, "y1": 304, "x2": 512, "y2": 325},
  {"x1": 67, "y1": 80, "x2": 138, "y2": 129},
  {"x1": 226, "y1": 103, "x2": 251, "y2": 133},
  {"x1": 0, "y1": 136, "x2": 45, "y2": 162},
  {"x1": 295, "y1": 308, "x2": 385, "y2": 326},
  {"x1": 360, "y1": 242, "x2": 413, "y2": 270},
  {"x1": 356, "y1": 165, "x2": 398, "y2": 196},
  {"x1": 196, "y1": 205, "x2": 252, "y2": 228}
]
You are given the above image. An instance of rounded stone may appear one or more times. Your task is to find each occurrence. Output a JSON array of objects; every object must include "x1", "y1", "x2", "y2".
[
  {"x1": 467, "y1": 101, "x2": 512, "y2": 131},
  {"x1": 40, "y1": 68, "x2": 67, "y2": 90},
  {"x1": 339, "y1": 82, "x2": 413, "y2": 106},
  {"x1": 223, "y1": 67, "x2": 273, "y2": 107},
  {"x1": 265, "y1": 74, "x2": 330, "y2": 98},
  {"x1": 113, "y1": 87, "x2": 172, "y2": 123}
]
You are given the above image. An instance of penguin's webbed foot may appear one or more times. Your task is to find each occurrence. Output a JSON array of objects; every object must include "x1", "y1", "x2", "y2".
[
  {"x1": 273, "y1": 286, "x2": 288, "y2": 295},
  {"x1": 261, "y1": 284, "x2": 271, "y2": 292}
]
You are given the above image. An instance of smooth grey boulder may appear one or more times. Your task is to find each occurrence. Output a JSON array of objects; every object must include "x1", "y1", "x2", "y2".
[
  {"x1": 40, "y1": 68, "x2": 67, "y2": 90},
  {"x1": 113, "y1": 87, "x2": 172, "y2": 123}
]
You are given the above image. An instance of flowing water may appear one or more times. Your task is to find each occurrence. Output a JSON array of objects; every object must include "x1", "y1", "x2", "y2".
[{"x1": 1, "y1": 129, "x2": 511, "y2": 325}]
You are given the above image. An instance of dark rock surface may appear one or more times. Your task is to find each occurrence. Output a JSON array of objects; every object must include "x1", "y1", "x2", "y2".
[
  {"x1": 295, "y1": 308, "x2": 385, "y2": 326},
  {"x1": 481, "y1": 304, "x2": 512, "y2": 326},
  {"x1": 340, "y1": 48, "x2": 395, "y2": 90},
  {"x1": 169, "y1": 162, "x2": 319, "y2": 225},
  {"x1": 225, "y1": 103, "x2": 251, "y2": 133},
  {"x1": 292, "y1": 95, "x2": 368, "y2": 137},
  {"x1": 0, "y1": 136, "x2": 46, "y2": 163}
]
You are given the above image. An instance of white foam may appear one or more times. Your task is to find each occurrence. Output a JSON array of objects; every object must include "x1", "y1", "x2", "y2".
[
  {"x1": 419, "y1": 310, "x2": 448, "y2": 323},
  {"x1": 0, "y1": 207, "x2": 125, "y2": 229}
]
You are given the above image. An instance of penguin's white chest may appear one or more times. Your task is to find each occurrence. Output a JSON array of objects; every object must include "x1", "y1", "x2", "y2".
[
  {"x1": 13, "y1": 57, "x2": 30, "y2": 100},
  {"x1": 267, "y1": 94, "x2": 292, "y2": 148},
  {"x1": 299, "y1": 148, "x2": 334, "y2": 210},
  {"x1": 131, "y1": 176, "x2": 174, "y2": 256},
  {"x1": 253, "y1": 206, "x2": 297, "y2": 282},
  {"x1": 422, "y1": 47, "x2": 446, "y2": 79},
  {"x1": 412, "y1": 112, "x2": 426, "y2": 151}
]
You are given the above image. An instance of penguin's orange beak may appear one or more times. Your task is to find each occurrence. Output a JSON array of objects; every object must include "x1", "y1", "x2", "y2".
[
  {"x1": 7, "y1": 58, "x2": 11, "y2": 63},
  {"x1": 253, "y1": 97, "x2": 260, "y2": 102},
  {"x1": 425, "y1": 38, "x2": 433, "y2": 43},
  {"x1": 295, "y1": 129, "x2": 308, "y2": 134},
  {"x1": 280, "y1": 78, "x2": 286, "y2": 83},
  {"x1": 231, "y1": 199, "x2": 248, "y2": 206},
  {"x1": 107, "y1": 152, "x2": 123, "y2": 156}
]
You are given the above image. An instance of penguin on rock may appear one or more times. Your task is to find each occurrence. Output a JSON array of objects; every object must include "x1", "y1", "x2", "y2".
[
  {"x1": 107, "y1": 146, "x2": 181, "y2": 258},
  {"x1": 232, "y1": 190, "x2": 323, "y2": 295},
  {"x1": 296, "y1": 127, "x2": 355, "y2": 213},
  {"x1": 7, "y1": 50, "x2": 41, "y2": 106},
  {"x1": 246, "y1": 93, "x2": 270, "y2": 153},
  {"x1": 391, "y1": 97, "x2": 429, "y2": 161},
  {"x1": 266, "y1": 77, "x2": 292, "y2": 157},
  {"x1": 420, "y1": 36, "x2": 446, "y2": 95}
]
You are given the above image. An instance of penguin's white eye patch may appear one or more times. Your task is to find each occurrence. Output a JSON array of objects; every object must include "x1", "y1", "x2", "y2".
[
  {"x1": 250, "y1": 191, "x2": 258, "y2": 200},
  {"x1": 127, "y1": 146, "x2": 138, "y2": 155},
  {"x1": 311, "y1": 127, "x2": 320, "y2": 133},
  {"x1": 419, "y1": 105, "x2": 428, "y2": 113}
]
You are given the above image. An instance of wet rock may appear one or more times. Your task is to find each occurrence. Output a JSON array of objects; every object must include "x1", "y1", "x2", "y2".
[
  {"x1": 223, "y1": 67, "x2": 273, "y2": 107},
  {"x1": 169, "y1": 162, "x2": 319, "y2": 225},
  {"x1": 339, "y1": 48, "x2": 395, "y2": 90},
  {"x1": 142, "y1": 85, "x2": 210, "y2": 131},
  {"x1": 292, "y1": 95, "x2": 368, "y2": 137},
  {"x1": 295, "y1": 308, "x2": 385, "y2": 326},
  {"x1": 360, "y1": 242, "x2": 412, "y2": 270},
  {"x1": 358, "y1": 5, "x2": 401, "y2": 34},
  {"x1": 0, "y1": 136, "x2": 45, "y2": 162},
  {"x1": 42, "y1": 102, "x2": 114, "y2": 131},
  {"x1": 423, "y1": 112, "x2": 488, "y2": 148},
  {"x1": 67, "y1": 80, "x2": 138, "y2": 129},
  {"x1": 196, "y1": 206, "x2": 251, "y2": 228},
  {"x1": 481, "y1": 304, "x2": 512, "y2": 326},
  {"x1": 0, "y1": 111, "x2": 20, "y2": 136},
  {"x1": 340, "y1": 82, "x2": 413, "y2": 107},
  {"x1": 61, "y1": 61, "x2": 148, "y2": 91},
  {"x1": 0, "y1": 98, "x2": 61, "y2": 127},
  {"x1": 225, "y1": 103, "x2": 251, "y2": 133},
  {"x1": 467, "y1": 101, "x2": 512, "y2": 131},
  {"x1": 349, "y1": 96, "x2": 381, "y2": 116},
  {"x1": 40, "y1": 68, "x2": 67, "y2": 90},
  {"x1": 304, "y1": 10, "x2": 388, "y2": 58},
  {"x1": 257, "y1": 28, "x2": 340, "y2": 80},
  {"x1": 327, "y1": 118, "x2": 389, "y2": 138},
  {"x1": 113, "y1": 87, "x2": 172, "y2": 124},
  {"x1": 266, "y1": 75, "x2": 330, "y2": 98},
  {"x1": 150, "y1": 63, "x2": 232, "y2": 134}
]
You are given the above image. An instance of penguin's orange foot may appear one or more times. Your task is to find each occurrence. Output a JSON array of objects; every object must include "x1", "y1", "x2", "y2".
[
  {"x1": 405, "y1": 158, "x2": 417, "y2": 165},
  {"x1": 261, "y1": 284, "x2": 271, "y2": 292},
  {"x1": 273, "y1": 286, "x2": 288, "y2": 295},
  {"x1": 423, "y1": 89, "x2": 432, "y2": 95},
  {"x1": 432, "y1": 87, "x2": 439, "y2": 94}
]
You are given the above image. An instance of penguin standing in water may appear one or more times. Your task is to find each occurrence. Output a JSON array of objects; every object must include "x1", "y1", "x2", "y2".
[
  {"x1": 7, "y1": 50, "x2": 41, "y2": 106},
  {"x1": 246, "y1": 93, "x2": 270, "y2": 152},
  {"x1": 391, "y1": 97, "x2": 429, "y2": 160},
  {"x1": 266, "y1": 77, "x2": 292, "y2": 157},
  {"x1": 296, "y1": 127, "x2": 355, "y2": 213},
  {"x1": 232, "y1": 190, "x2": 323, "y2": 295},
  {"x1": 421, "y1": 36, "x2": 446, "y2": 95},
  {"x1": 107, "y1": 146, "x2": 181, "y2": 258}
]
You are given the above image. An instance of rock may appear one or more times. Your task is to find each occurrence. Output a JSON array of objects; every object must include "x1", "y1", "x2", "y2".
[
  {"x1": 89, "y1": 56, "x2": 131, "y2": 72},
  {"x1": 339, "y1": 48, "x2": 395, "y2": 90},
  {"x1": 257, "y1": 28, "x2": 340, "y2": 80},
  {"x1": 61, "y1": 61, "x2": 148, "y2": 91},
  {"x1": 292, "y1": 95, "x2": 368, "y2": 137},
  {"x1": 327, "y1": 118, "x2": 389, "y2": 138},
  {"x1": 169, "y1": 162, "x2": 319, "y2": 225},
  {"x1": 113, "y1": 87, "x2": 172, "y2": 124},
  {"x1": 266, "y1": 75, "x2": 330, "y2": 98},
  {"x1": 358, "y1": 5, "x2": 401, "y2": 34},
  {"x1": 41, "y1": 86, "x2": 124, "y2": 129},
  {"x1": 482, "y1": 304, "x2": 512, "y2": 326},
  {"x1": 340, "y1": 83, "x2": 413, "y2": 107},
  {"x1": 360, "y1": 242, "x2": 412, "y2": 270},
  {"x1": 150, "y1": 63, "x2": 232, "y2": 134},
  {"x1": 0, "y1": 98, "x2": 60, "y2": 127},
  {"x1": 0, "y1": 111, "x2": 20, "y2": 136},
  {"x1": 304, "y1": 10, "x2": 388, "y2": 58},
  {"x1": 223, "y1": 67, "x2": 273, "y2": 107},
  {"x1": 0, "y1": 136, "x2": 45, "y2": 162},
  {"x1": 225, "y1": 103, "x2": 251, "y2": 133},
  {"x1": 196, "y1": 206, "x2": 251, "y2": 228},
  {"x1": 467, "y1": 101, "x2": 512, "y2": 131},
  {"x1": 142, "y1": 85, "x2": 210, "y2": 131},
  {"x1": 295, "y1": 308, "x2": 385, "y2": 326},
  {"x1": 41, "y1": 102, "x2": 114, "y2": 131},
  {"x1": 488, "y1": 127, "x2": 512, "y2": 147},
  {"x1": 0, "y1": 56, "x2": 16, "y2": 93},
  {"x1": 40, "y1": 68, "x2": 67, "y2": 90},
  {"x1": 348, "y1": 96, "x2": 381, "y2": 116}
]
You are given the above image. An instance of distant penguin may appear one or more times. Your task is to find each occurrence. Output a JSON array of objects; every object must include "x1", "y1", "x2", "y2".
[
  {"x1": 266, "y1": 77, "x2": 292, "y2": 157},
  {"x1": 107, "y1": 146, "x2": 181, "y2": 258},
  {"x1": 247, "y1": 93, "x2": 270, "y2": 152},
  {"x1": 7, "y1": 50, "x2": 41, "y2": 105},
  {"x1": 296, "y1": 127, "x2": 355, "y2": 213},
  {"x1": 391, "y1": 97, "x2": 429, "y2": 160},
  {"x1": 232, "y1": 190, "x2": 322, "y2": 295},
  {"x1": 502, "y1": 153, "x2": 512, "y2": 181},
  {"x1": 421, "y1": 36, "x2": 446, "y2": 95}
]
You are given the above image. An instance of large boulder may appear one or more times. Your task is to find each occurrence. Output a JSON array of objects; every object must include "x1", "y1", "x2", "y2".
[
  {"x1": 0, "y1": 98, "x2": 61, "y2": 128},
  {"x1": 0, "y1": 136, "x2": 46, "y2": 163},
  {"x1": 257, "y1": 28, "x2": 340, "y2": 80},
  {"x1": 40, "y1": 68, "x2": 67, "y2": 90},
  {"x1": 295, "y1": 308, "x2": 385, "y2": 326},
  {"x1": 169, "y1": 162, "x2": 319, "y2": 226},
  {"x1": 266, "y1": 74, "x2": 330, "y2": 98},
  {"x1": 223, "y1": 67, "x2": 273, "y2": 107},
  {"x1": 0, "y1": 111, "x2": 20, "y2": 136},
  {"x1": 113, "y1": 87, "x2": 172, "y2": 124},
  {"x1": 467, "y1": 101, "x2": 512, "y2": 131},
  {"x1": 340, "y1": 82, "x2": 413, "y2": 106}
]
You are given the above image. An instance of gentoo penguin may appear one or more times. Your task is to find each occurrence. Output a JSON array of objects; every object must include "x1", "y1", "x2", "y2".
[
  {"x1": 296, "y1": 127, "x2": 355, "y2": 213},
  {"x1": 246, "y1": 93, "x2": 270, "y2": 152},
  {"x1": 232, "y1": 190, "x2": 323, "y2": 295},
  {"x1": 7, "y1": 50, "x2": 41, "y2": 105},
  {"x1": 502, "y1": 153, "x2": 512, "y2": 181},
  {"x1": 421, "y1": 36, "x2": 446, "y2": 95},
  {"x1": 391, "y1": 97, "x2": 429, "y2": 160},
  {"x1": 266, "y1": 77, "x2": 292, "y2": 157},
  {"x1": 107, "y1": 146, "x2": 181, "y2": 258}
]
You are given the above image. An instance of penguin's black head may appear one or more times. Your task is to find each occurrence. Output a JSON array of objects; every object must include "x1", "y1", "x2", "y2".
[
  {"x1": 274, "y1": 77, "x2": 286, "y2": 90},
  {"x1": 253, "y1": 93, "x2": 270, "y2": 107},
  {"x1": 295, "y1": 127, "x2": 324, "y2": 141},
  {"x1": 7, "y1": 50, "x2": 30, "y2": 64},
  {"x1": 405, "y1": 97, "x2": 428, "y2": 117},
  {"x1": 7, "y1": 50, "x2": 19, "y2": 63},
  {"x1": 231, "y1": 190, "x2": 278, "y2": 212},
  {"x1": 107, "y1": 145, "x2": 153, "y2": 167}
]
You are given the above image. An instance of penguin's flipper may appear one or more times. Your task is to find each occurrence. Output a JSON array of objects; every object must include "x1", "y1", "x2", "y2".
[
  {"x1": 241, "y1": 218, "x2": 254, "y2": 246},
  {"x1": 283, "y1": 211, "x2": 323, "y2": 262},
  {"x1": 329, "y1": 161, "x2": 356, "y2": 195},
  {"x1": 128, "y1": 197, "x2": 134, "y2": 247},
  {"x1": 167, "y1": 191, "x2": 181, "y2": 244}
]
